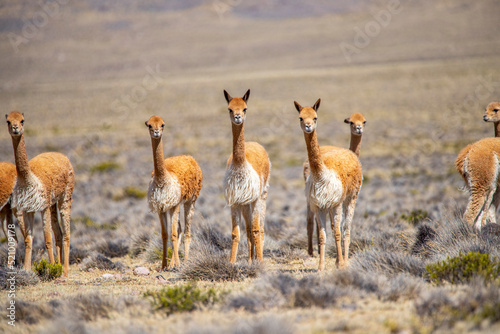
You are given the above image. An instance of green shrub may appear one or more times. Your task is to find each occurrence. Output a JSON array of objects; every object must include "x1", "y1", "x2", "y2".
[
  {"x1": 426, "y1": 251, "x2": 500, "y2": 285},
  {"x1": 144, "y1": 283, "x2": 223, "y2": 315},
  {"x1": 123, "y1": 186, "x2": 147, "y2": 199},
  {"x1": 73, "y1": 216, "x2": 117, "y2": 230},
  {"x1": 90, "y1": 161, "x2": 121, "y2": 173},
  {"x1": 400, "y1": 209, "x2": 429, "y2": 225},
  {"x1": 33, "y1": 259, "x2": 62, "y2": 281},
  {"x1": 113, "y1": 186, "x2": 147, "y2": 201}
]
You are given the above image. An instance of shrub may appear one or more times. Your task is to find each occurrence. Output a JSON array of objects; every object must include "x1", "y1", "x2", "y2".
[
  {"x1": 180, "y1": 243, "x2": 260, "y2": 282},
  {"x1": 123, "y1": 186, "x2": 147, "y2": 199},
  {"x1": 144, "y1": 283, "x2": 223, "y2": 315},
  {"x1": 0, "y1": 267, "x2": 39, "y2": 290},
  {"x1": 90, "y1": 161, "x2": 121, "y2": 173},
  {"x1": 415, "y1": 283, "x2": 500, "y2": 328},
  {"x1": 426, "y1": 251, "x2": 500, "y2": 285},
  {"x1": 33, "y1": 259, "x2": 63, "y2": 281},
  {"x1": 400, "y1": 209, "x2": 429, "y2": 225},
  {"x1": 80, "y1": 253, "x2": 124, "y2": 271}
]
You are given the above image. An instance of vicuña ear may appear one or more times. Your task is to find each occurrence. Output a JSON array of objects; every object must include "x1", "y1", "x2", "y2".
[
  {"x1": 224, "y1": 90, "x2": 232, "y2": 103},
  {"x1": 313, "y1": 99, "x2": 321, "y2": 111},
  {"x1": 294, "y1": 101, "x2": 302, "y2": 113},
  {"x1": 344, "y1": 118, "x2": 350, "y2": 124},
  {"x1": 242, "y1": 89, "x2": 250, "y2": 103},
  {"x1": 5, "y1": 114, "x2": 7, "y2": 121},
  {"x1": 145, "y1": 121, "x2": 149, "y2": 127}
]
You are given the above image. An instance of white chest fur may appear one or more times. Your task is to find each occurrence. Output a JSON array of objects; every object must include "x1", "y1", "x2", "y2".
[
  {"x1": 306, "y1": 168, "x2": 344, "y2": 210},
  {"x1": 147, "y1": 176, "x2": 181, "y2": 213},
  {"x1": 224, "y1": 161, "x2": 262, "y2": 206},
  {"x1": 12, "y1": 174, "x2": 48, "y2": 212}
]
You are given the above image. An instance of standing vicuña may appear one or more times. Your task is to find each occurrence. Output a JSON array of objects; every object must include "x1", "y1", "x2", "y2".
[
  {"x1": 303, "y1": 113, "x2": 366, "y2": 256},
  {"x1": 0, "y1": 162, "x2": 18, "y2": 265},
  {"x1": 223, "y1": 89, "x2": 271, "y2": 264},
  {"x1": 295, "y1": 100, "x2": 362, "y2": 271},
  {"x1": 6, "y1": 111, "x2": 74, "y2": 277},
  {"x1": 456, "y1": 102, "x2": 500, "y2": 229},
  {"x1": 145, "y1": 115, "x2": 203, "y2": 270}
]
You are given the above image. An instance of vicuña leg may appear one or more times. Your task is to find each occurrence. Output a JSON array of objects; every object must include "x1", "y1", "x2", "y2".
[
  {"x1": 242, "y1": 204, "x2": 255, "y2": 263},
  {"x1": 486, "y1": 189, "x2": 500, "y2": 224},
  {"x1": 259, "y1": 192, "x2": 267, "y2": 248},
  {"x1": 330, "y1": 205, "x2": 345, "y2": 269},
  {"x1": 230, "y1": 207, "x2": 241, "y2": 264},
  {"x1": 316, "y1": 209, "x2": 327, "y2": 271},
  {"x1": 50, "y1": 204, "x2": 63, "y2": 264},
  {"x1": 21, "y1": 212, "x2": 35, "y2": 271},
  {"x1": 41, "y1": 208, "x2": 55, "y2": 264},
  {"x1": 306, "y1": 206, "x2": 315, "y2": 256},
  {"x1": 58, "y1": 199, "x2": 72, "y2": 277},
  {"x1": 251, "y1": 199, "x2": 263, "y2": 262},
  {"x1": 343, "y1": 195, "x2": 358, "y2": 265},
  {"x1": 183, "y1": 200, "x2": 195, "y2": 260},
  {"x1": 464, "y1": 188, "x2": 490, "y2": 230},
  {"x1": 1, "y1": 205, "x2": 18, "y2": 265},
  {"x1": 169, "y1": 205, "x2": 181, "y2": 269},
  {"x1": 159, "y1": 211, "x2": 169, "y2": 270}
]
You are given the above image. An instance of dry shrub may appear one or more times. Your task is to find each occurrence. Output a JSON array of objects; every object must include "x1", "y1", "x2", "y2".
[
  {"x1": 0, "y1": 267, "x2": 39, "y2": 290},
  {"x1": 96, "y1": 238, "x2": 129, "y2": 258},
  {"x1": 79, "y1": 252, "x2": 124, "y2": 271},
  {"x1": 351, "y1": 248, "x2": 427, "y2": 277},
  {"x1": 180, "y1": 243, "x2": 261, "y2": 282},
  {"x1": 415, "y1": 282, "x2": 500, "y2": 329},
  {"x1": 425, "y1": 216, "x2": 500, "y2": 262}
]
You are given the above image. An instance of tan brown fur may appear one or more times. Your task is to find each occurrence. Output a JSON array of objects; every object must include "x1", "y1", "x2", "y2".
[
  {"x1": 0, "y1": 162, "x2": 18, "y2": 265},
  {"x1": 456, "y1": 102, "x2": 500, "y2": 229},
  {"x1": 0, "y1": 162, "x2": 16, "y2": 209},
  {"x1": 6, "y1": 111, "x2": 74, "y2": 277},
  {"x1": 295, "y1": 100, "x2": 362, "y2": 271},
  {"x1": 163, "y1": 156, "x2": 203, "y2": 201},
  {"x1": 146, "y1": 115, "x2": 203, "y2": 270},
  {"x1": 223, "y1": 89, "x2": 271, "y2": 264}
]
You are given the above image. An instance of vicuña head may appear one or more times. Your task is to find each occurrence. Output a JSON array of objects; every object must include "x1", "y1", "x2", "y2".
[
  {"x1": 5, "y1": 111, "x2": 25, "y2": 137},
  {"x1": 145, "y1": 116, "x2": 165, "y2": 139},
  {"x1": 483, "y1": 102, "x2": 500, "y2": 123},
  {"x1": 344, "y1": 113, "x2": 366, "y2": 136},
  {"x1": 225, "y1": 89, "x2": 250, "y2": 125},
  {"x1": 294, "y1": 99, "x2": 320, "y2": 134}
]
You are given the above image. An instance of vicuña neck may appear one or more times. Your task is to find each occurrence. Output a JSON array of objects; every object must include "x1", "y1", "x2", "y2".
[
  {"x1": 304, "y1": 130, "x2": 323, "y2": 177},
  {"x1": 231, "y1": 123, "x2": 246, "y2": 166},
  {"x1": 495, "y1": 122, "x2": 500, "y2": 138},
  {"x1": 151, "y1": 137, "x2": 168, "y2": 183},
  {"x1": 349, "y1": 134, "x2": 362, "y2": 157},
  {"x1": 11, "y1": 135, "x2": 30, "y2": 179}
]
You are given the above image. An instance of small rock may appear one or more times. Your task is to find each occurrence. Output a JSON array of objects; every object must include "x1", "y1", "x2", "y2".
[
  {"x1": 155, "y1": 274, "x2": 168, "y2": 284},
  {"x1": 133, "y1": 267, "x2": 150, "y2": 276},
  {"x1": 102, "y1": 273, "x2": 114, "y2": 279},
  {"x1": 113, "y1": 273, "x2": 123, "y2": 280},
  {"x1": 48, "y1": 291, "x2": 62, "y2": 297}
]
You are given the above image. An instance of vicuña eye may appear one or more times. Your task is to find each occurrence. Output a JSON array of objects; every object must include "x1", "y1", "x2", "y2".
[
  {"x1": 148, "y1": 125, "x2": 152, "y2": 129},
  {"x1": 243, "y1": 108, "x2": 247, "y2": 113},
  {"x1": 299, "y1": 117, "x2": 303, "y2": 122},
  {"x1": 6, "y1": 121, "x2": 11, "y2": 125},
  {"x1": 494, "y1": 109, "x2": 499, "y2": 113},
  {"x1": 161, "y1": 124, "x2": 165, "y2": 128},
  {"x1": 228, "y1": 108, "x2": 233, "y2": 113},
  {"x1": 20, "y1": 120, "x2": 24, "y2": 124},
  {"x1": 314, "y1": 118, "x2": 318, "y2": 121}
]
